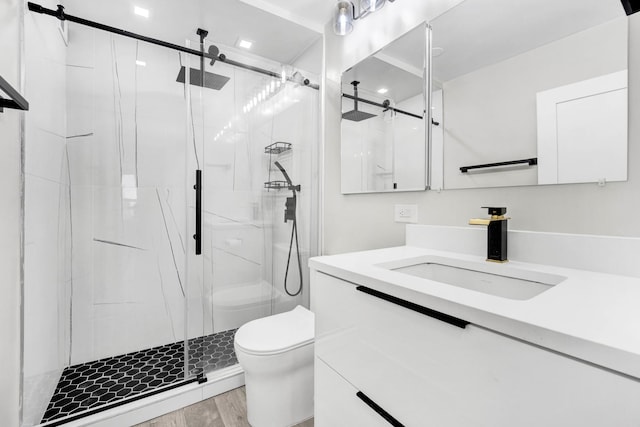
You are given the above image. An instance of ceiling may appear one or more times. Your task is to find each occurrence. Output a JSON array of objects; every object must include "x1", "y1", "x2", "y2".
[
  {"x1": 63, "y1": 0, "x2": 324, "y2": 66},
  {"x1": 237, "y1": 0, "x2": 335, "y2": 34},
  {"x1": 431, "y1": 0, "x2": 626, "y2": 82}
]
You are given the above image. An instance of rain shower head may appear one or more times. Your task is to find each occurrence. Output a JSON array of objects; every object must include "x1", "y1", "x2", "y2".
[
  {"x1": 176, "y1": 66, "x2": 230, "y2": 90},
  {"x1": 342, "y1": 109, "x2": 377, "y2": 122},
  {"x1": 342, "y1": 80, "x2": 377, "y2": 122}
]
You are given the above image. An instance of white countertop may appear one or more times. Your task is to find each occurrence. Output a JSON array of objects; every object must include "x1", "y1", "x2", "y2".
[{"x1": 310, "y1": 245, "x2": 640, "y2": 380}]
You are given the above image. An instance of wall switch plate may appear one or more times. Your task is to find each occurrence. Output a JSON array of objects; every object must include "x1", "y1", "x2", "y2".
[{"x1": 394, "y1": 204, "x2": 418, "y2": 223}]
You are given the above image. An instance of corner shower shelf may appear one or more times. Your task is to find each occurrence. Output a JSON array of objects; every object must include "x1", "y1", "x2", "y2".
[
  {"x1": 264, "y1": 142, "x2": 295, "y2": 191},
  {"x1": 264, "y1": 142, "x2": 292, "y2": 155},
  {"x1": 264, "y1": 180, "x2": 290, "y2": 190}
]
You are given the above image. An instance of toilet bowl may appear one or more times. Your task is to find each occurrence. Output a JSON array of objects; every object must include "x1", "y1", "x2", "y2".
[{"x1": 234, "y1": 305, "x2": 314, "y2": 427}]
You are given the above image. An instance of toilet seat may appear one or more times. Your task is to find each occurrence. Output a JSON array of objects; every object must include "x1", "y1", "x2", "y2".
[{"x1": 234, "y1": 305, "x2": 314, "y2": 356}]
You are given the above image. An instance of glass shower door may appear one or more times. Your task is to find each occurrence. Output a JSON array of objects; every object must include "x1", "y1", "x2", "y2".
[
  {"x1": 185, "y1": 38, "x2": 320, "y2": 379},
  {"x1": 23, "y1": 28, "x2": 198, "y2": 425}
]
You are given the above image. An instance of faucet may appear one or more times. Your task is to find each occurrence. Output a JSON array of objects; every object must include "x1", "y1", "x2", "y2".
[{"x1": 469, "y1": 207, "x2": 510, "y2": 263}]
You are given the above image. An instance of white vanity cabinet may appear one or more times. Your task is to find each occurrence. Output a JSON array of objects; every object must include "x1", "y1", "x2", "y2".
[{"x1": 311, "y1": 270, "x2": 640, "y2": 427}]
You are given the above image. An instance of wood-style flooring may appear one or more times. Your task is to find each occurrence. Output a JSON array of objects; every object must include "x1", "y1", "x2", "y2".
[{"x1": 134, "y1": 386, "x2": 314, "y2": 427}]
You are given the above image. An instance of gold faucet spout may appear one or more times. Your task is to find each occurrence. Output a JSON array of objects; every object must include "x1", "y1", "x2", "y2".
[
  {"x1": 469, "y1": 215, "x2": 510, "y2": 226},
  {"x1": 469, "y1": 218, "x2": 491, "y2": 226}
]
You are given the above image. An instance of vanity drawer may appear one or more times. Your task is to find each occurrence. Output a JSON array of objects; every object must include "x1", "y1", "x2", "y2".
[
  {"x1": 312, "y1": 271, "x2": 640, "y2": 426},
  {"x1": 315, "y1": 358, "x2": 399, "y2": 427}
]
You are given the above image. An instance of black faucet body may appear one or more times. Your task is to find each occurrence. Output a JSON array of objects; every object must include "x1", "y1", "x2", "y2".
[
  {"x1": 487, "y1": 219, "x2": 508, "y2": 262},
  {"x1": 470, "y1": 206, "x2": 509, "y2": 262}
]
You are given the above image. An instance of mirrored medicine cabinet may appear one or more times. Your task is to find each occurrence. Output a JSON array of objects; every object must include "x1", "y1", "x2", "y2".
[
  {"x1": 430, "y1": 0, "x2": 629, "y2": 190},
  {"x1": 340, "y1": 23, "x2": 429, "y2": 194}
]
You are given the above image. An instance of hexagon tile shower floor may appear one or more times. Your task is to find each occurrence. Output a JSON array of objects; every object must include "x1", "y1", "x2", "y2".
[{"x1": 41, "y1": 329, "x2": 238, "y2": 424}]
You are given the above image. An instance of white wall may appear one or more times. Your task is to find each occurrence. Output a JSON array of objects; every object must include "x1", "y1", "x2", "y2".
[
  {"x1": 0, "y1": 0, "x2": 23, "y2": 425},
  {"x1": 322, "y1": 4, "x2": 640, "y2": 255},
  {"x1": 442, "y1": 18, "x2": 626, "y2": 189},
  {"x1": 292, "y1": 36, "x2": 322, "y2": 77}
]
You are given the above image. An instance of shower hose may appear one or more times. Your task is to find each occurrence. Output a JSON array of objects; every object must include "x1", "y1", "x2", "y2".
[{"x1": 284, "y1": 196, "x2": 303, "y2": 297}]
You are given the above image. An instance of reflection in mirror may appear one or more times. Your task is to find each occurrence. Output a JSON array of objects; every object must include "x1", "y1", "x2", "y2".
[
  {"x1": 431, "y1": 0, "x2": 628, "y2": 190},
  {"x1": 341, "y1": 23, "x2": 427, "y2": 194}
]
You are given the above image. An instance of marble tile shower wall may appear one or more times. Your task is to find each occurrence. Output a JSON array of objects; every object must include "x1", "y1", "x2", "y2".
[
  {"x1": 65, "y1": 25, "x2": 190, "y2": 366},
  {"x1": 22, "y1": 1, "x2": 71, "y2": 424}
]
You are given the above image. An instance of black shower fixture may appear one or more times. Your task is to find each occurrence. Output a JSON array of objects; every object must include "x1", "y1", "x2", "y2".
[
  {"x1": 342, "y1": 81, "x2": 424, "y2": 121},
  {"x1": 274, "y1": 161, "x2": 300, "y2": 223},
  {"x1": 621, "y1": 0, "x2": 640, "y2": 15},
  {"x1": 26, "y1": 2, "x2": 320, "y2": 89},
  {"x1": 342, "y1": 81, "x2": 377, "y2": 122},
  {"x1": 0, "y1": 74, "x2": 29, "y2": 113},
  {"x1": 273, "y1": 161, "x2": 303, "y2": 297},
  {"x1": 176, "y1": 66, "x2": 230, "y2": 90},
  {"x1": 176, "y1": 28, "x2": 231, "y2": 91}
]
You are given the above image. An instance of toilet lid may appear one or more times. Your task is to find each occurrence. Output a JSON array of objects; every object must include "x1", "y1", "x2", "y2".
[{"x1": 235, "y1": 305, "x2": 314, "y2": 355}]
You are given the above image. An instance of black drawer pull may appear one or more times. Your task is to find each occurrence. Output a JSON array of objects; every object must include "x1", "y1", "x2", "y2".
[
  {"x1": 356, "y1": 286, "x2": 469, "y2": 329},
  {"x1": 356, "y1": 391, "x2": 404, "y2": 427}
]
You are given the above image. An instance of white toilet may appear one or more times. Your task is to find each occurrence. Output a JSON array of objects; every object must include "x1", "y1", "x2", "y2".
[{"x1": 234, "y1": 305, "x2": 315, "y2": 427}]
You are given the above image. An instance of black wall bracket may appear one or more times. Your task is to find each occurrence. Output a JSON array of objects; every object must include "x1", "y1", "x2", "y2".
[
  {"x1": 26, "y1": 2, "x2": 319, "y2": 89},
  {"x1": 621, "y1": 0, "x2": 640, "y2": 15},
  {"x1": 0, "y1": 74, "x2": 29, "y2": 113}
]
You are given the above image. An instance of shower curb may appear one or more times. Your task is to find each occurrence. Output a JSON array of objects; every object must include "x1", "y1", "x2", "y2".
[{"x1": 36, "y1": 365, "x2": 244, "y2": 427}]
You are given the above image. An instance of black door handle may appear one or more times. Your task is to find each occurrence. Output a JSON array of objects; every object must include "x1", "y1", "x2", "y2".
[
  {"x1": 356, "y1": 286, "x2": 469, "y2": 329},
  {"x1": 356, "y1": 391, "x2": 405, "y2": 427},
  {"x1": 194, "y1": 169, "x2": 202, "y2": 255}
]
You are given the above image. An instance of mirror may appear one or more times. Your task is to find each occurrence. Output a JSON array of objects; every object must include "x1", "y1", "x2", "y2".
[
  {"x1": 430, "y1": 0, "x2": 628, "y2": 190},
  {"x1": 341, "y1": 23, "x2": 428, "y2": 194}
]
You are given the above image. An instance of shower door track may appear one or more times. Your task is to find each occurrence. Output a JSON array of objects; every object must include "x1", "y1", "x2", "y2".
[{"x1": 26, "y1": 2, "x2": 319, "y2": 90}]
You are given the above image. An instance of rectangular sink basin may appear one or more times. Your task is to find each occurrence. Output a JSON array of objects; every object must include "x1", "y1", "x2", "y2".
[{"x1": 385, "y1": 257, "x2": 566, "y2": 300}]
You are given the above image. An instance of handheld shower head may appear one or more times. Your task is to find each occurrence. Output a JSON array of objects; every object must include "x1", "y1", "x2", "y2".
[
  {"x1": 272, "y1": 160, "x2": 303, "y2": 297},
  {"x1": 274, "y1": 161, "x2": 294, "y2": 189}
]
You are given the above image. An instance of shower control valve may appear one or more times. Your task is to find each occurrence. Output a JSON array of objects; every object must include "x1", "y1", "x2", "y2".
[{"x1": 284, "y1": 196, "x2": 296, "y2": 223}]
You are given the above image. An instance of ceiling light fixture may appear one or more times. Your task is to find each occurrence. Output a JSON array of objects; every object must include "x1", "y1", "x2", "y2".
[
  {"x1": 377, "y1": 87, "x2": 388, "y2": 94},
  {"x1": 135, "y1": 60, "x2": 146, "y2": 67},
  {"x1": 333, "y1": 0, "x2": 397, "y2": 36},
  {"x1": 238, "y1": 39, "x2": 253, "y2": 49},
  {"x1": 133, "y1": 6, "x2": 149, "y2": 18},
  {"x1": 333, "y1": 1, "x2": 354, "y2": 36},
  {"x1": 360, "y1": 0, "x2": 385, "y2": 13}
]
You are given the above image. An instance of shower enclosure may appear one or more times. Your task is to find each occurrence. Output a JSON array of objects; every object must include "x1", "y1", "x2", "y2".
[{"x1": 21, "y1": 4, "x2": 319, "y2": 425}]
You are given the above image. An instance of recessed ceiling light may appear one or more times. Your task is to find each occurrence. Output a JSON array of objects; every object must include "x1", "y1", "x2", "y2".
[
  {"x1": 134, "y1": 6, "x2": 149, "y2": 18},
  {"x1": 377, "y1": 88, "x2": 388, "y2": 94},
  {"x1": 136, "y1": 60, "x2": 146, "y2": 67},
  {"x1": 238, "y1": 39, "x2": 253, "y2": 49}
]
